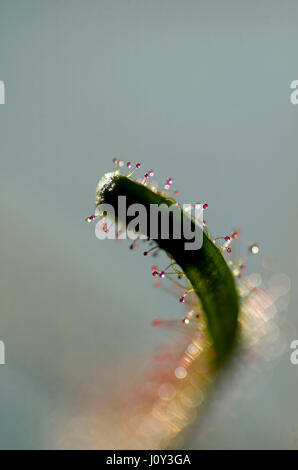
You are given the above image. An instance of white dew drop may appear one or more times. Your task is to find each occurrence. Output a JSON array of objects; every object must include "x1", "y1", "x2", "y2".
[{"x1": 249, "y1": 243, "x2": 260, "y2": 254}]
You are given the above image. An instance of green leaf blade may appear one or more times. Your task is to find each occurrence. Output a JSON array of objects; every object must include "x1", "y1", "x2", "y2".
[{"x1": 98, "y1": 174, "x2": 239, "y2": 364}]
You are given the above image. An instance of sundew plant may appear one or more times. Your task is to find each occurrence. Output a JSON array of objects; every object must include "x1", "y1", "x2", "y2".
[{"x1": 86, "y1": 159, "x2": 287, "y2": 449}]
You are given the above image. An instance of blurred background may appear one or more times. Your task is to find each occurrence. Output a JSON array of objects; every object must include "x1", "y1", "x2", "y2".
[{"x1": 0, "y1": 0, "x2": 297, "y2": 449}]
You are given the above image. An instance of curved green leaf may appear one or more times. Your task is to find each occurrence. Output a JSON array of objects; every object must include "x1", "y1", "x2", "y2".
[{"x1": 97, "y1": 174, "x2": 239, "y2": 364}]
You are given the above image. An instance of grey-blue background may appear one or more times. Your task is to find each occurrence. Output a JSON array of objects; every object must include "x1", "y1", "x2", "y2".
[{"x1": 0, "y1": 0, "x2": 298, "y2": 449}]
